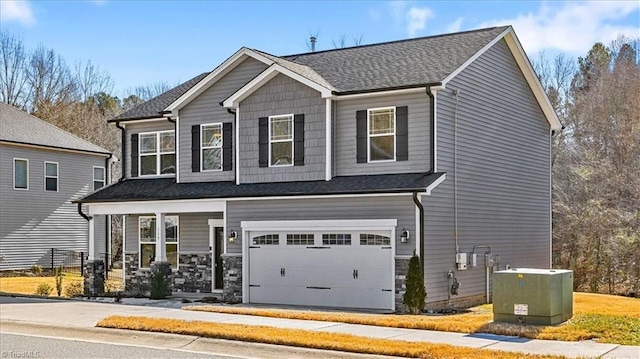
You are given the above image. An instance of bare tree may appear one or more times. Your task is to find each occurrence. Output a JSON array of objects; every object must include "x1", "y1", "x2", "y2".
[
  {"x1": 74, "y1": 60, "x2": 114, "y2": 102},
  {"x1": 0, "y1": 31, "x2": 29, "y2": 108},
  {"x1": 332, "y1": 33, "x2": 365, "y2": 49},
  {"x1": 27, "y1": 45, "x2": 75, "y2": 114},
  {"x1": 125, "y1": 81, "x2": 173, "y2": 102}
]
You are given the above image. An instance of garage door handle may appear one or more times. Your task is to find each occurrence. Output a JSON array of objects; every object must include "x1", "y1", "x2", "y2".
[
  {"x1": 281, "y1": 268, "x2": 285, "y2": 277},
  {"x1": 353, "y1": 269, "x2": 358, "y2": 279}
]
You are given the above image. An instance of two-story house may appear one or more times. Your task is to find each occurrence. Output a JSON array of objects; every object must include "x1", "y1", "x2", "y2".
[
  {"x1": 78, "y1": 26, "x2": 561, "y2": 311},
  {"x1": 0, "y1": 103, "x2": 112, "y2": 271}
]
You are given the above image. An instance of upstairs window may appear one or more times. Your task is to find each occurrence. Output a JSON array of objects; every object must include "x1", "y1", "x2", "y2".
[
  {"x1": 44, "y1": 162, "x2": 58, "y2": 191},
  {"x1": 269, "y1": 114, "x2": 293, "y2": 166},
  {"x1": 201, "y1": 123, "x2": 223, "y2": 171},
  {"x1": 13, "y1": 158, "x2": 28, "y2": 190},
  {"x1": 368, "y1": 107, "x2": 396, "y2": 162},
  {"x1": 93, "y1": 166, "x2": 105, "y2": 190},
  {"x1": 139, "y1": 130, "x2": 175, "y2": 176}
]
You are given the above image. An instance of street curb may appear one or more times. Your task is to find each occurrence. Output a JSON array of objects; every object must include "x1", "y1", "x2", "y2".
[{"x1": 0, "y1": 320, "x2": 400, "y2": 359}]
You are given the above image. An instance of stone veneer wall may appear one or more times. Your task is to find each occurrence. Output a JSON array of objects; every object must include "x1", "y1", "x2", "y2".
[
  {"x1": 173, "y1": 253, "x2": 212, "y2": 293},
  {"x1": 222, "y1": 254, "x2": 242, "y2": 303},
  {"x1": 124, "y1": 252, "x2": 152, "y2": 296},
  {"x1": 394, "y1": 257, "x2": 411, "y2": 313}
]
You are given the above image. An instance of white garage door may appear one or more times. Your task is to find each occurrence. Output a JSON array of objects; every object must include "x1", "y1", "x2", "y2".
[{"x1": 247, "y1": 229, "x2": 394, "y2": 310}]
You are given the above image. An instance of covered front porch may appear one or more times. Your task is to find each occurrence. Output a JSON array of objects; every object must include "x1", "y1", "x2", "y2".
[{"x1": 80, "y1": 199, "x2": 238, "y2": 300}]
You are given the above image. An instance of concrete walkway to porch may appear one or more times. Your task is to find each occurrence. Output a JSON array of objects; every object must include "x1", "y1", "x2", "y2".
[{"x1": 0, "y1": 296, "x2": 637, "y2": 359}]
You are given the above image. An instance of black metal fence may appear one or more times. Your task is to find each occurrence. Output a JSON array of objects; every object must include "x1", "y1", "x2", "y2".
[{"x1": 46, "y1": 248, "x2": 84, "y2": 275}]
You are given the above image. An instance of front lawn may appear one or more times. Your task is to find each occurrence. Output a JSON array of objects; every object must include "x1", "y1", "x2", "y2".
[
  {"x1": 0, "y1": 273, "x2": 122, "y2": 297},
  {"x1": 184, "y1": 292, "x2": 640, "y2": 345}
]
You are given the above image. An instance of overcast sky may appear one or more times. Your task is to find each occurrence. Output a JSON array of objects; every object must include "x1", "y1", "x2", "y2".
[{"x1": 2, "y1": 0, "x2": 639, "y2": 95}]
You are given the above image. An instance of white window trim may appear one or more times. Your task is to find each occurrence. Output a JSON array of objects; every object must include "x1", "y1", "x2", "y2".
[
  {"x1": 93, "y1": 166, "x2": 105, "y2": 191},
  {"x1": 138, "y1": 130, "x2": 175, "y2": 177},
  {"x1": 13, "y1": 158, "x2": 28, "y2": 191},
  {"x1": 44, "y1": 161, "x2": 59, "y2": 192},
  {"x1": 138, "y1": 215, "x2": 180, "y2": 270},
  {"x1": 268, "y1": 114, "x2": 294, "y2": 167},
  {"x1": 367, "y1": 106, "x2": 397, "y2": 163},
  {"x1": 200, "y1": 123, "x2": 223, "y2": 172}
]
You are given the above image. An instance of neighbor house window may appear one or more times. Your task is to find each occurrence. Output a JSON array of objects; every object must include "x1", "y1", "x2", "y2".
[
  {"x1": 201, "y1": 123, "x2": 222, "y2": 171},
  {"x1": 368, "y1": 107, "x2": 396, "y2": 161},
  {"x1": 93, "y1": 166, "x2": 105, "y2": 190},
  {"x1": 139, "y1": 215, "x2": 179, "y2": 269},
  {"x1": 13, "y1": 158, "x2": 28, "y2": 190},
  {"x1": 269, "y1": 114, "x2": 293, "y2": 166},
  {"x1": 44, "y1": 162, "x2": 58, "y2": 191},
  {"x1": 139, "y1": 130, "x2": 175, "y2": 176}
]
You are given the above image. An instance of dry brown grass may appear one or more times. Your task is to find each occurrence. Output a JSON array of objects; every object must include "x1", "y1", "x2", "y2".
[
  {"x1": 184, "y1": 292, "x2": 640, "y2": 345},
  {"x1": 98, "y1": 315, "x2": 563, "y2": 359},
  {"x1": 0, "y1": 274, "x2": 123, "y2": 297}
]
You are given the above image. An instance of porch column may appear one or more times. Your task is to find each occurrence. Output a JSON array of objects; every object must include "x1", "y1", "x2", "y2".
[
  {"x1": 155, "y1": 212, "x2": 167, "y2": 262},
  {"x1": 88, "y1": 217, "x2": 96, "y2": 260}
]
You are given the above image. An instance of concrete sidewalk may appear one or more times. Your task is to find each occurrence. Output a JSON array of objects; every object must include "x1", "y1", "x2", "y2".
[{"x1": 0, "y1": 296, "x2": 638, "y2": 359}]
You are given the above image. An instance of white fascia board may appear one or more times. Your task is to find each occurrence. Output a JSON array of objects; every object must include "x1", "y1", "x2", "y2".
[
  {"x1": 165, "y1": 48, "x2": 275, "y2": 114},
  {"x1": 1, "y1": 141, "x2": 111, "y2": 158},
  {"x1": 87, "y1": 199, "x2": 225, "y2": 215},
  {"x1": 115, "y1": 117, "x2": 166, "y2": 125},
  {"x1": 241, "y1": 219, "x2": 397, "y2": 231},
  {"x1": 223, "y1": 65, "x2": 333, "y2": 108},
  {"x1": 442, "y1": 26, "x2": 561, "y2": 131},
  {"x1": 425, "y1": 173, "x2": 446, "y2": 195}
]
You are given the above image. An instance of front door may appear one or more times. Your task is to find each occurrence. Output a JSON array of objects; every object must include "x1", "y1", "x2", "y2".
[{"x1": 214, "y1": 227, "x2": 224, "y2": 290}]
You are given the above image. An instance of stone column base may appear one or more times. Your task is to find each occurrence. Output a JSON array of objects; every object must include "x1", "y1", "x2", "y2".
[
  {"x1": 222, "y1": 255, "x2": 242, "y2": 303},
  {"x1": 84, "y1": 260, "x2": 105, "y2": 296},
  {"x1": 150, "y1": 261, "x2": 173, "y2": 298}
]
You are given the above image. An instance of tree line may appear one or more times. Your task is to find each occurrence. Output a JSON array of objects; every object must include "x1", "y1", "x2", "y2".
[{"x1": 1, "y1": 30, "x2": 638, "y2": 296}]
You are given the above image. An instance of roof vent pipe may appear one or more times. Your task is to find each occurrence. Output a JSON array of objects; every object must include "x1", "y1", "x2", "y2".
[{"x1": 310, "y1": 36, "x2": 317, "y2": 52}]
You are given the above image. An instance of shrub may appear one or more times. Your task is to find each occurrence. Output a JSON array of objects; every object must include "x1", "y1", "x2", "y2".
[
  {"x1": 31, "y1": 265, "x2": 43, "y2": 276},
  {"x1": 54, "y1": 267, "x2": 64, "y2": 297},
  {"x1": 403, "y1": 254, "x2": 426, "y2": 314},
  {"x1": 35, "y1": 283, "x2": 53, "y2": 296},
  {"x1": 64, "y1": 281, "x2": 84, "y2": 297},
  {"x1": 149, "y1": 270, "x2": 169, "y2": 299}
]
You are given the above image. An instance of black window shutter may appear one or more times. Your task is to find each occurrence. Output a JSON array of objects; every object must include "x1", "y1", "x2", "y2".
[
  {"x1": 293, "y1": 114, "x2": 305, "y2": 166},
  {"x1": 258, "y1": 117, "x2": 269, "y2": 167},
  {"x1": 191, "y1": 125, "x2": 200, "y2": 172},
  {"x1": 130, "y1": 134, "x2": 138, "y2": 177},
  {"x1": 356, "y1": 110, "x2": 367, "y2": 163},
  {"x1": 396, "y1": 106, "x2": 409, "y2": 161},
  {"x1": 222, "y1": 122, "x2": 233, "y2": 171}
]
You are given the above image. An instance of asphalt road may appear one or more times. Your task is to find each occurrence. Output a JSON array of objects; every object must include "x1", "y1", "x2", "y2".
[{"x1": 0, "y1": 333, "x2": 242, "y2": 359}]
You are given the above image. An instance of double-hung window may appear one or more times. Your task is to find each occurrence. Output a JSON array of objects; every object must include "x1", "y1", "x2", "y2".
[
  {"x1": 93, "y1": 166, "x2": 105, "y2": 190},
  {"x1": 44, "y1": 162, "x2": 58, "y2": 191},
  {"x1": 269, "y1": 114, "x2": 293, "y2": 166},
  {"x1": 13, "y1": 158, "x2": 28, "y2": 190},
  {"x1": 139, "y1": 215, "x2": 179, "y2": 270},
  {"x1": 201, "y1": 123, "x2": 223, "y2": 171},
  {"x1": 368, "y1": 107, "x2": 396, "y2": 161},
  {"x1": 139, "y1": 130, "x2": 175, "y2": 176}
]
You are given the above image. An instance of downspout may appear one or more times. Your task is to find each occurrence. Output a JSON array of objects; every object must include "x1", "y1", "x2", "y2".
[
  {"x1": 115, "y1": 121, "x2": 126, "y2": 182},
  {"x1": 413, "y1": 192, "x2": 425, "y2": 270},
  {"x1": 78, "y1": 203, "x2": 92, "y2": 222}
]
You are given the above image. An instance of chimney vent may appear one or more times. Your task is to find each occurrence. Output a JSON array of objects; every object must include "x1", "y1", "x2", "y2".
[{"x1": 310, "y1": 36, "x2": 317, "y2": 52}]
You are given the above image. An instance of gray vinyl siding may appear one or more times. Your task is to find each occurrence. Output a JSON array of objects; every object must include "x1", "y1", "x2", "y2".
[
  {"x1": 334, "y1": 92, "x2": 430, "y2": 176},
  {"x1": 123, "y1": 120, "x2": 174, "y2": 179},
  {"x1": 423, "y1": 39, "x2": 551, "y2": 303},
  {"x1": 179, "y1": 58, "x2": 268, "y2": 183},
  {"x1": 239, "y1": 73, "x2": 326, "y2": 183},
  {"x1": 226, "y1": 196, "x2": 416, "y2": 256},
  {"x1": 124, "y1": 212, "x2": 222, "y2": 254},
  {"x1": 0, "y1": 143, "x2": 107, "y2": 270}
]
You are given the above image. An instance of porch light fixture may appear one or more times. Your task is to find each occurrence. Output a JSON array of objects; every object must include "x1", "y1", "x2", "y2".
[
  {"x1": 228, "y1": 230, "x2": 238, "y2": 243},
  {"x1": 400, "y1": 228, "x2": 410, "y2": 243}
]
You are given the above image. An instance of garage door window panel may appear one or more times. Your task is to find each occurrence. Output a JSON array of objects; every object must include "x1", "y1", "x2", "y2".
[
  {"x1": 322, "y1": 234, "x2": 352, "y2": 245},
  {"x1": 253, "y1": 234, "x2": 279, "y2": 245},
  {"x1": 360, "y1": 234, "x2": 391, "y2": 246},
  {"x1": 286, "y1": 234, "x2": 314, "y2": 245}
]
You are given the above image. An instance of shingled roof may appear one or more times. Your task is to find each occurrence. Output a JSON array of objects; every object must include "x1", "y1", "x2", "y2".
[
  {"x1": 114, "y1": 26, "x2": 511, "y2": 121},
  {"x1": 110, "y1": 72, "x2": 209, "y2": 122},
  {"x1": 77, "y1": 172, "x2": 444, "y2": 203},
  {"x1": 0, "y1": 102, "x2": 110, "y2": 155}
]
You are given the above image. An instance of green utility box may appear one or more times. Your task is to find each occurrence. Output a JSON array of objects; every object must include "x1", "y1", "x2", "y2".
[{"x1": 493, "y1": 268, "x2": 573, "y2": 325}]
